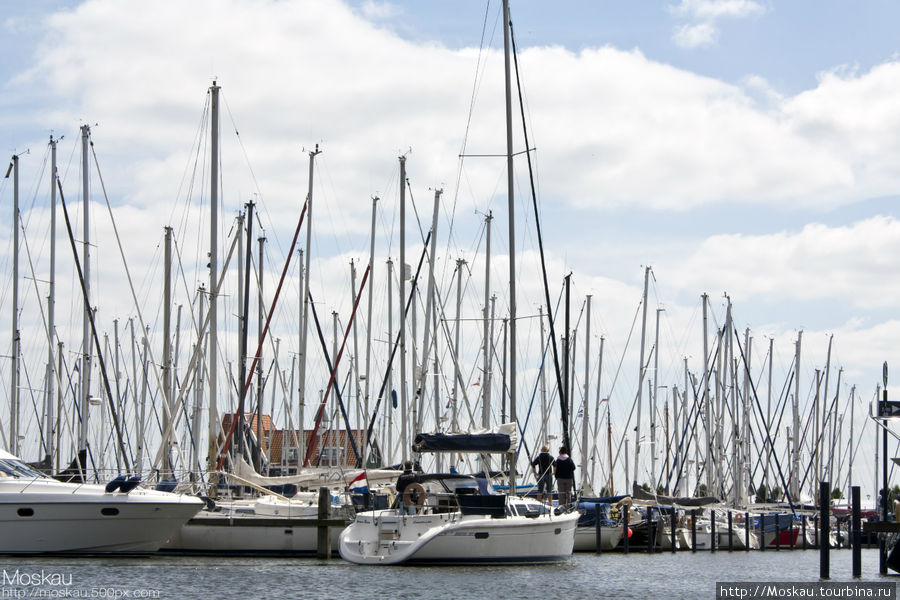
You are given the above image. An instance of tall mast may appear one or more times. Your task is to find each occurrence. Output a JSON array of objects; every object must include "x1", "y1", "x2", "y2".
[
  {"x1": 580, "y1": 295, "x2": 591, "y2": 492},
  {"x1": 257, "y1": 234, "x2": 265, "y2": 471},
  {"x1": 46, "y1": 137, "x2": 58, "y2": 466},
  {"x1": 791, "y1": 331, "x2": 802, "y2": 502},
  {"x1": 651, "y1": 306, "x2": 662, "y2": 489},
  {"x1": 363, "y1": 197, "x2": 378, "y2": 466},
  {"x1": 162, "y1": 226, "x2": 173, "y2": 478},
  {"x1": 386, "y1": 258, "x2": 394, "y2": 464},
  {"x1": 502, "y1": 0, "x2": 517, "y2": 492},
  {"x1": 398, "y1": 155, "x2": 408, "y2": 463},
  {"x1": 298, "y1": 145, "x2": 320, "y2": 466},
  {"x1": 8, "y1": 153, "x2": 19, "y2": 456},
  {"x1": 207, "y1": 82, "x2": 220, "y2": 481},
  {"x1": 633, "y1": 265, "x2": 650, "y2": 488},
  {"x1": 79, "y1": 125, "x2": 92, "y2": 455},
  {"x1": 481, "y1": 212, "x2": 492, "y2": 433},
  {"x1": 423, "y1": 188, "x2": 442, "y2": 445},
  {"x1": 702, "y1": 293, "x2": 711, "y2": 493},
  {"x1": 453, "y1": 258, "x2": 466, "y2": 434}
]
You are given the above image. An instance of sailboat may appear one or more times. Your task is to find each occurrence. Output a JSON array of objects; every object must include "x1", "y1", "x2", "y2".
[{"x1": 339, "y1": 426, "x2": 578, "y2": 564}]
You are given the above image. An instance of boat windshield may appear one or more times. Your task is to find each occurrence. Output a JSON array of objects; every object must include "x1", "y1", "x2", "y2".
[{"x1": 0, "y1": 458, "x2": 48, "y2": 479}]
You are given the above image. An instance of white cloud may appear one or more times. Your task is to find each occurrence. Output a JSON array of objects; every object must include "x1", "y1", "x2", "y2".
[
  {"x1": 359, "y1": 0, "x2": 399, "y2": 20},
  {"x1": 660, "y1": 216, "x2": 900, "y2": 310},
  {"x1": 669, "y1": 0, "x2": 766, "y2": 49},
  {"x1": 671, "y1": 0, "x2": 766, "y2": 21},
  {"x1": 672, "y1": 22, "x2": 717, "y2": 49}
]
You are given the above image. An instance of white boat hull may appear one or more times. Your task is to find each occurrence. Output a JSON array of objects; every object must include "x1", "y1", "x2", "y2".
[
  {"x1": 0, "y1": 479, "x2": 203, "y2": 554},
  {"x1": 162, "y1": 496, "x2": 352, "y2": 555},
  {"x1": 340, "y1": 509, "x2": 579, "y2": 565},
  {"x1": 573, "y1": 525, "x2": 624, "y2": 552}
]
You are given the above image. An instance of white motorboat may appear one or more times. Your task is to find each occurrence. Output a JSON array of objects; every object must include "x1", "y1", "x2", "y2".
[
  {"x1": 339, "y1": 473, "x2": 579, "y2": 565},
  {"x1": 162, "y1": 491, "x2": 355, "y2": 556},
  {"x1": 0, "y1": 449, "x2": 203, "y2": 554}
]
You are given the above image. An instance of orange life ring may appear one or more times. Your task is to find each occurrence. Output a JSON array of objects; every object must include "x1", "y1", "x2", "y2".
[{"x1": 403, "y1": 482, "x2": 426, "y2": 509}]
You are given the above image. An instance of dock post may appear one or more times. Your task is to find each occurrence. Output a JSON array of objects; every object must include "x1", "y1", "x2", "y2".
[
  {"x1": 815, "y1": 515, "x2": 819, "y2": 548},
  {"x1": 623, "y1": 504, "x2": 630, "y2": 554},
  {"x1": 790, "y1": 515, "x2": 796, "y2": 550},
  {"x1": 802, "y1": 515, "x2": 807, "y2": 550},
  {"x1": 691, "y1": 509, "x2": 697, "y2": 553},
  {"x1": 820, "y1": 481, "x2": 830, "y2": 580},
  {"x1": 852, "y1": 486, "x2": 861, "y2": 578},
  {"x1": 710, "y1": 512, "x2": 716, "y2": 553},
  {"x1": 317, "y1": 486, "x2": 331, "y2": 559},
  {"x1": 727, "y1": 511, "x2": 734, "y2": 552},
  {"x1": 671, "y1": 507, "x2": 677, "y2": 553},
  {"x1": 776, "y1": 515, "x2": 782, "y2": 551},
  {"x1": 744, "y1": 512, "x2": 750, "y2": 551},
  {"x1": 760, "y1": 514, "x2": 765, "y2": 552},
  {"x1": 648, "y1": 512, "x2": 655, "y2": 554},
  {"x1": 595, "y1": 503, "x2": 602, "y2": 555}
]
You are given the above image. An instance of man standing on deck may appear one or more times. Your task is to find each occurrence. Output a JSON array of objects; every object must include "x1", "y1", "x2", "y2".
[
  {"x1": 554, "y1": 446, "x2": 577, "y2": 508},
  {"x1": 531, "y1": 445, "x2": 554, "y2": 505}
]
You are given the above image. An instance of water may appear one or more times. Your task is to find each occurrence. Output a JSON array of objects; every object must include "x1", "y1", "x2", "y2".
[{"x1": 0, "y1": 550, "x2": 895, "y2": 600}]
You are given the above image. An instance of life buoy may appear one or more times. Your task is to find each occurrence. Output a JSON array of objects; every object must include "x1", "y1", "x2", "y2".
[{"x1": 403, "y1": 482, "x2": 426, "y2": 510}]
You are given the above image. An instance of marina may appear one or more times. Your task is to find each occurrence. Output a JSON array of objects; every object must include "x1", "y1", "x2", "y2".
[{"x1": 2, "y1": 0, "x2": 900, "y2": 595}]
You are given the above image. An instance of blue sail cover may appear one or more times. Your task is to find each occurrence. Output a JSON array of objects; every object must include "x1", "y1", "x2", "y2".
[{"x1": 412, "y1": 432, "x2": 512, "y2": 453}]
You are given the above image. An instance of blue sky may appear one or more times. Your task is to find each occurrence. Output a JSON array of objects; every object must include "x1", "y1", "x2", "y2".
[{"x1": 0, "y1": 0, "x2": 898, "y2": 496}]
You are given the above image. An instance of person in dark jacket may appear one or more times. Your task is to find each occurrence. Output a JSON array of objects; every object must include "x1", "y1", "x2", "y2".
[
  {"x1": 553, "y1": 446, "x2": 577, "y2": 507},
  {"x1": 395, "y1": 460, "x2": 420, "y2": 513},
  {"x1": 531, "y1": 444, "x2": 554, "y2": 504}
]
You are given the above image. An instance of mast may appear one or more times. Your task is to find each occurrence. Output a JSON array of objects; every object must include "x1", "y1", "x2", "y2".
[
  {"x1": 364, "y1": 197, "x2": 378, "y2": 466},
  {"x1": 162, "y1": 226, "x2": 173, "y2": 478},
  {"x1": 423, "y1": 188, "x2": 442, "y2": 447},
  {"x1": 791, "y1": 331, "x2": 802, "y2": 502},
  {"x1": 8, "y1": 154, "x2": 19, "y2": 456},
  {"x1": 386, "y1": 258, "x2": 394, "y2": 464},
  {"x1": 298, "y1": 145, "x2": 320, "y2": 466},
  {"x1": 207, "y1": 82, "x2": 220, "y2": 482},
  {"x1": 481, "y1": 211, "x2": 492, "y2": 434},
  {"x1": 651, "y1": 306, "x2": 662, "y2": 489},
  {"x1": 702, "y1": 293, "x2": 711, "y2": 494},
  {"x1": 453, "y1": 258, "x2": 465, "y2": 434},
  {"x1": 79, "y1": 125, "x2": 92, "y2": 456},
  {"x1": 580, "y1": 295, "x2": 591, "y2": 493},
  {"x1": 502, "y1": 0, "x2": 518, "y2": 492},
  {"x1": 257, "y1": 234, "x2": 265, "y2": 471},
  {"x1": 633, "y1": 265, "x2": 650, "y2": 488},
  {"x1": 192, "y1": 285, "x2": 206, "y2": 482},
  {"x1": 399, "y1": 155, "x2": 408, "y2": 463},
  {"x1": 46, "y1": 138, "x2": 58, "y2": 466}
]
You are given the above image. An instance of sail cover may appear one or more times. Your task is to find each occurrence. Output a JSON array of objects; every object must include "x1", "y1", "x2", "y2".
[{"x1": 412, "y1": 423, "x2": 517, "y2": 453}]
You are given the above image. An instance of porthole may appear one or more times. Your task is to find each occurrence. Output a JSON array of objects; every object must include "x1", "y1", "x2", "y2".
[
  {"x1": 17, "y1": 508, "x2": 34, "y2": 517},
  {"x1": 101, "y1": 507, "x2": 119, "y2": 516}
]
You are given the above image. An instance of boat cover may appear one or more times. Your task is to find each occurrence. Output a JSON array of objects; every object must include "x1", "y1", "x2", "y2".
[{"x1": 412, "y1": 423, "x2": 517, "y2": 453}]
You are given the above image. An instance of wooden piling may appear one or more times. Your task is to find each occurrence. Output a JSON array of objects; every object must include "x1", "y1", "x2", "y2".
[
  {"x1": 852, "y1": 486, "x2": 861, "y2": 578},
  {"x1": 819, "y1": 481, "x2": 830, "y2": 580},
  {"x1": 317, "y1": 486, "x2": 331, "y2": 559}
]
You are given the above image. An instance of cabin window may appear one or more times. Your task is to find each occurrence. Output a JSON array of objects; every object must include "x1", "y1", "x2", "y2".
[
  {"x1": 101, "y1": 507, "x2": 120, "y2": 516},
  {"x1": 17, "y1": 508, "x2": 34, "y2": 517}
]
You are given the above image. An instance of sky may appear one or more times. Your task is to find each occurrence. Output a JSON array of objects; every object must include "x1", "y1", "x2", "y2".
[{"x1": 0, "y1": 0, "x2": 898, "y2": 498}]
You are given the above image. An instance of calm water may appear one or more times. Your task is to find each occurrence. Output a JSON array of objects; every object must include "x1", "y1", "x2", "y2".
[{"x1": 0, "y1": 550, "x2": 895, "y2": 599}]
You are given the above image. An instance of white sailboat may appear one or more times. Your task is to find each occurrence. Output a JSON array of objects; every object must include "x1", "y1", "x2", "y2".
[
  {"x1": 339, "y1": 471, "x2": 578, "y2": 565},
  {"x1": 0, "y1": 449, "x2": 202, "y2": 554},
  {"x1": 339, "y1": 426, "x2": 579, "y2": 565}
]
